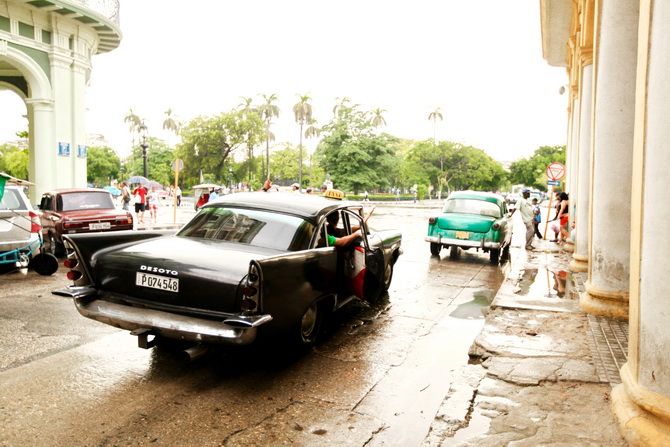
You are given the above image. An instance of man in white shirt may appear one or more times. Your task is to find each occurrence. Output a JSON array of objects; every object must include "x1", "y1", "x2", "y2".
[{"x1": 514, "y1": 189, "x2": 535, "y2": 250}]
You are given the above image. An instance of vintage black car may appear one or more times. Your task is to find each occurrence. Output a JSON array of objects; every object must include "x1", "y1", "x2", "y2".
[{"x1": 53, "y1": 192, "x2": 402, "y2": 349}]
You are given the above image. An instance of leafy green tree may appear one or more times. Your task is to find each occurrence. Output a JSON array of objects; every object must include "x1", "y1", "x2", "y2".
[
  {"x1": 270, "y1": 143, "x2": 301, "y2": 183},
  {"x1": 428, "y1": 107, "x2": 443, "y2": 141},
  {"x1": 258, "y1": 93, "x2": 280, "y2": 180},
  {"x1": 316, "y1": 100, "x2": 401, "y2": 194},
  {"x1": 86, "y1": 146, "x2": 120, "y2": 186},
  {"x1": 175, "y1": 110, "x2": 265, "y2": 187},
  {"x1": 293, "y1": 93, "x2": 313, "y2": 187},
  {"x1": 406, "y1": 140, "x2": 507, "y2": 194},
  {"x1": 0, "y1": 144, "x2": 28, "y2": 180},
  {"x1": 508, "y1": 145, "x2": 566, "y2": 191}
]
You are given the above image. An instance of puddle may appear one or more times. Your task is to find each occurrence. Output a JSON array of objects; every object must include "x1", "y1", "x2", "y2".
[
  {"x1": 449, "y1": 290, "x2": 497, "y2": 319},
  {"x1": 513, "y1": 267, "x2": 577, "y2": 300}
]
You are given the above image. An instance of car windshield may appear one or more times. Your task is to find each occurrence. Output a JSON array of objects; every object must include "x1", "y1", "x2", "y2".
[
  {"x1": 443, "y1": 198, "x2": 502, "y2": 218},
  {"x1": 0, "y1": 189, "x2": 27, "y2": 211},
  {"x1": 58, "y1": 192, "x2": 115, "y2": 211},
  {"x1": 177, "y1": 206, "x2": 314, "y2": 251}
]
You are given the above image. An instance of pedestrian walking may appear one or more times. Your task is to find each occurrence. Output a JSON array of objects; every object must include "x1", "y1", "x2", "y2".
[
  {"x1": 512, "y1": 188, "x2": 535, "y2": 250},
  {"x1": 532, "y1": 198, "x2": 543, "y2": 239},
  {"x1": 147, "y1": 186, "x2": 160, "y2": 225},
  {"x1": 120, "y1": 182, "x2": 131, "y2": 211},
  {"x1": 132, "y1": 184, "x2": 147, "y2": 224}
]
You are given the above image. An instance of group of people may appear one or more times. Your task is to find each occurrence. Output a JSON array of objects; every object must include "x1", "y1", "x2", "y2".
[
  {"x1": 119, "y1": 182, "x2": 166, "y2": 225},
  {"x1": 261, "y1": 179, "x2": 326, "y2": 195},
  {"x1": 515, "y1": 189, "x2": 570, "y2": 251}
]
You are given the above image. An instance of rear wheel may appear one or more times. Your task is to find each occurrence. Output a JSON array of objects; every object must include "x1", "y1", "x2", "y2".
[
  {"x1": 29, "y1": 253, "x2": 59, "y2": 276},
  {"x1": 430, "y1": 243, "x2": 441, "y2": 256},
  {"x1": 382, "y1": 261, "x2": 394, "y2": 292},
  {"x1": 296, "y1": 301, "x2": 325, "y2": 347},
  {"x1": 490, "y1": 248, "x2": 500, "y2": 265},
  {"x1": 47, "y1": 233, "x2": 65, "y2": 258}
]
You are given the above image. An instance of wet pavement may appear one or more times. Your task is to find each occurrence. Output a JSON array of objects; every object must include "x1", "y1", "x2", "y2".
[
  {"x1": 0, "y1": 199, "x2": 631, "y2": 446},
  {"x1": 438, "y1": 223, "x2": 630, "y2": 446}
]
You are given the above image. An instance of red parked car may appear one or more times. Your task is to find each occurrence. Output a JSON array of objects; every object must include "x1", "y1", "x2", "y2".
[{"x1": 38, "y1": 188, "x2": 133, "y2": 257}]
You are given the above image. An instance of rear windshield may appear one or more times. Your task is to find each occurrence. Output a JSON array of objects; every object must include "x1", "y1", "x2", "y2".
[
  {"x1": 443, "y1": 198, "x2": 502, "y2": 218},
  {"x1": 0, "y1": 189, "x2": 27, "y2": 211},
  {"x1": 58, "y1": 192, "x2": 115, "y2": 211},
  {"x1": 177, "y1": 206, "x2": 314, "y2": 251}
]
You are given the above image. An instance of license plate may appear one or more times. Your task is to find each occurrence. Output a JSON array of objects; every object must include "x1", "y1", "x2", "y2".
[
  {"x1": 455, "y1": 231, "x2": 470, "y2": 239},
  {"x1": 136, "y1": 272, "x2": 179, "y2": 292},
  {"x1": 89, "y1": 222, "x2": 111, "y2": 230}
]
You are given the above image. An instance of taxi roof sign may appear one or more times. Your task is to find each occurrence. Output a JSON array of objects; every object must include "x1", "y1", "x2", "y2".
[{"x1": 324, "y1": 189, "x2": 345, "y2": 200}]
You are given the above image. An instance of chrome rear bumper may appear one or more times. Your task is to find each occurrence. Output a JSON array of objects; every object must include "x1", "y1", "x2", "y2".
[
  {"x1": 53, "y1": 287, "x2": 272, "y2": 345},
  {"x1": 425, "y1": 235, "x2": 501, "y2": 250}
]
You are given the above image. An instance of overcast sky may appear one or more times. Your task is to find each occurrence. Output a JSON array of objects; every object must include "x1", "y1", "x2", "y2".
[{"x1": 0, "y1": 0, "x2": 568, "y2": 163}]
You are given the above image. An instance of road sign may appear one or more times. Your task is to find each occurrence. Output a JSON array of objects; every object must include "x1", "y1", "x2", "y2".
[
  {"x1": 546, "y1": 162, "x2": 566, "y2": 181},
  {"x1": 547, "y1": 180, "x2": 561, "y2": 186},
  {"x1": 171, "y1": 159, "x2": 184, "y2": 172}
]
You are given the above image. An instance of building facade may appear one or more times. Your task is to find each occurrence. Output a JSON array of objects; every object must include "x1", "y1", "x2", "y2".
[
  {"x1": 0, "y1": 0, "x2": 121, "y2": 199},
  {"x1": 541, "y1": 0, "x2": 670, "y2": 443}
]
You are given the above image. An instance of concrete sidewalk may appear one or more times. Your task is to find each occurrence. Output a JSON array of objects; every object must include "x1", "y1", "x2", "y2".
[{"x1": 429, "y1": 235, "x2": 629, "y2": 445}]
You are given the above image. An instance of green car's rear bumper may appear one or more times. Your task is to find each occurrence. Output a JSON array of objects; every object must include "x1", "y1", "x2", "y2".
[{"x1": 425, "y1": 234, "x2": 502, "y2": 249}]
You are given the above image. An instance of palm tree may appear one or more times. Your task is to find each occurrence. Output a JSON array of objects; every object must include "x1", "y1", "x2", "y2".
[
  {"x1": 332, "y1": 97, "x2": 349, "y2": 119},
  {"x1": 293, "y1": 93, "x2": 313, "y2": 188},
  {"x1": 123, "y1": 108, "x2": 142, "y2": 147},
  {"x1": 304, "y1": 118, "x2": 321, "y2": 186},
  {"x1": 237, "y1": 97, "x2": 258, "y2": 184},
  {"x1": 238, "y1": 96, "x2": 256, "y2": 114},
  {"x1": 372, "y1": 108, "x2": 387, "y2": 128},
  {"x1": 428, "y1": 107, "x2": 443, "y2": 141},
  {"x1": 259, "y1": 93, "x2": 280, "y2": 180},
  {"x1": 162, "y1": 108, "x2": 180, "y2": 149}
]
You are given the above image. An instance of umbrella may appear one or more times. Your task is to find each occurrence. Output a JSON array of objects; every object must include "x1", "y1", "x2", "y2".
[
  {"x1": 192, "y1": 183, "x2": 220, "y2": 190},
  {"x1": 126, "y1": 175, "x2": 149, "y2": 184},
  {"x1": 144, "y1": 181, "x2": 163, "y2": 190}
]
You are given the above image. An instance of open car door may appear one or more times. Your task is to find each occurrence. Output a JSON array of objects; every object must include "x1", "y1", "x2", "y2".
[{"x1": 337, "y1": 209, "x2": 386, "y2": 303}]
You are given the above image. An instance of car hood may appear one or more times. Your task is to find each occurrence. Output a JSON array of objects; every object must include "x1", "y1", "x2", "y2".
[
  {"x1": 89, "y1": 236, "x2": 283, "y2": 314},
  {"x1": 435, "y1": 214, "x2": 497, "y2": 233}
]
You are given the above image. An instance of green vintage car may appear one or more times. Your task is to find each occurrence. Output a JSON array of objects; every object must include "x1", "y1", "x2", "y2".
[{"x1": 426, "y1": 191, "x2": 513, "y2": 264}]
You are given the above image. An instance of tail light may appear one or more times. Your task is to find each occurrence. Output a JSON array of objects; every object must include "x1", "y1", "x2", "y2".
[
  {"x1": 492, "y1": 222, "x2": 501, "y2": 231},
  {"x1": 63, "y1": 258, "x2": 78, "y2": 269},
  {"x1": 66, "y1": 270, "x2": 83, "y2": 281},
  {"x1": 428, "y1": 217, "x2": 436, "y2": 224},
  {"x1": 241, "y1": 263, "x2": 261, "y2": 312},
  {"x1": 29, "y1": 211, "x2": 41, "y2": 233}
]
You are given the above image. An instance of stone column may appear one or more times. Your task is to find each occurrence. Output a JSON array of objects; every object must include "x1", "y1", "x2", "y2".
[
  {"x1": 581, "y1": 0, "x2": 638, "y2": 319},
  {"x1": 563, "y1": 95, "x2": 579, "y2": 253},
  {"x1": 569, "y1": 62, "x2": 592, "y2": 272},
  {"x1": 612, "y1": 0, "x2": 670, "y2": 443},
  {"x1": 26, "y1": 98, "x2": 56, "y2": 199}
]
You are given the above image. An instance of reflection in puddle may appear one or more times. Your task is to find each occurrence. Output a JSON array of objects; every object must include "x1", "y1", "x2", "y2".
[
  {"x1": 449, "y1": 290, "x2": 496, "y2": 319},
  {"x1": 513, "y1": 267, "x2": 576, "y2": 300}
]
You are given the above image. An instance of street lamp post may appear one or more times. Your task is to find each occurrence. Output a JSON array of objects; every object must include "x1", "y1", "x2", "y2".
[{"x1": 139, "y1": 121, "x2": 149, "y2": 178}]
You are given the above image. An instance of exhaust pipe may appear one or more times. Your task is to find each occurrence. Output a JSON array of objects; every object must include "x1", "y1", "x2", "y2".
[{"x1": 182, "y1": 344, "x2": 209, "y2": 361}]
